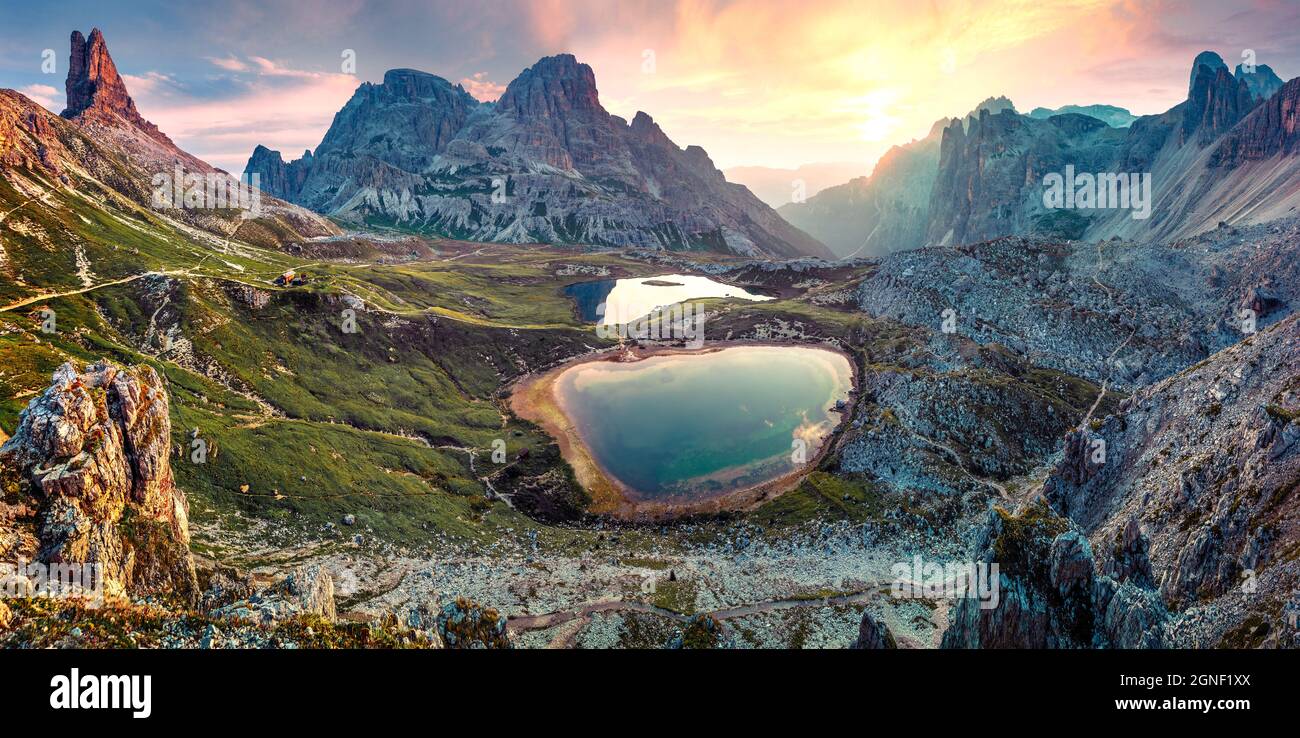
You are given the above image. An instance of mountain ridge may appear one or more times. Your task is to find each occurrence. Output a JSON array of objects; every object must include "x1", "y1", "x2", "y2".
[
  {"x1": 245, "y1": 54, "x2": 831, "y2": 259},
  {"x1": 782, "y1": 51, "x2": 1300, "y2": 257}
]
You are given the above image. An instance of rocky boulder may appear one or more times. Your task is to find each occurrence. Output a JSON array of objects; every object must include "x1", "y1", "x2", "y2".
[
  {"x1": 849, "y1": 611, "x2": 898, "y2": 649},
  {"x1": 668, "y1": 613, "x2": 728, "y2": 649},
  {"x1": 211, "y1": 564, "x2": 337, "y2": 625},
  {"x1": 436, "y1": 597, "x2": 511, "y2": 649},
  {"x1": 0, "y1": 361, "x2": 197, "y2": 604}
]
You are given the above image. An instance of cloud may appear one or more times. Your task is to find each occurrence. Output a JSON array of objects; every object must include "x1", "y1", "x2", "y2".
[
  {"x1": 19, "y1": 84, "x2": 62, "y2": 112},
  {"x1": 121, "y1": 72, "x2": 182, "y2": 98},
  {"x1": 524, "y1": 0, "x2": 1268, "y2": 168},
  {"x1": 246, "y1": 56, "x2": 325, "y2": 78},
  {"x1": 459, "y1": 72, "x2": 507, "y2": 101},
  {"x1": 207, "y1": 54, "x2": 342, "y2": 79},
  {"x1": 126, "y1": 57, "x2": 361, "y2": 174},
  {"x1": 207, "y1": 56, "x2": 250, "y2": 72}
]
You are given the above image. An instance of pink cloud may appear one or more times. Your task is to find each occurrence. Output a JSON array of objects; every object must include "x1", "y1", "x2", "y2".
[
  {"x1": 207, "y1": 56, "x2": 250, "y2": 72},
  {"x1": 247, "y1": 56, "x2": 315, "y2": 77},
  {"x1": 19, "y1": 84, "x2": 62, "y2": 112},
  {"x1": 459, "y1": 72, "x2": 507, "y2": 102},
  {"x1": 127, "y1": 59, "x2": 362, "y2": 174},
  {"x1": 121, "y1": 72, "x2": 181, "y2": 98}
]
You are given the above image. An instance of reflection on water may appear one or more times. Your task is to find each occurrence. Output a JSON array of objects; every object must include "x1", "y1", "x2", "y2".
[
  {"x1": 554, "y1": 345, "x2": 851, "y2": 500},
  {"x1": 564, "y1": 273, "x2": 773, "y2": 325}
]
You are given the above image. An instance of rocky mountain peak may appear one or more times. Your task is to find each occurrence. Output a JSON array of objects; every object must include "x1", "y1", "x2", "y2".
[
  {"x1": 1210, "y1": 76, "x2": 1300, "y2": 167},
  {"x1": 1235, "y1": 62, "x2": 1285, "y2": 101},
  {"x1": 927, "y1": 116, "x2": 956, "y2": 137},
  {"x1": 245, "y1": 52, "x2": 830, "y2": 258},
  {"x1": 306, "y1": 66, "x2": 477, "y2": 171},
  {"x1": 497, "y1": 53, "x2": 603, "y2": 117},
  {"x1": 379, "y1": 68, "x2": 471, "y2": 101},
  {"x1": 1183, "y1": 55, "x2": 1254, "y2": 144},
  {"x1": 61, "y1": 28, "x2": 169, "y2": 143},
  {"x1": 963, "y1": 96, "x2": 1016, "y2": 130},
  {"x1": 799, "y1": 45, "x2": 1299, "y2": 254},
  {"x1": 247, "y1": 145, "x2": 294, "y2": 198},
  {"x1": 630, "y1": 110, "x2": 657, "y2": 131},
  {"x1": 1188, "y1": 50, "x2": 1228, "y2": 94},
  {"x1": 1027, "y1": 104, "x2": 1137, "y2": 128},
  {"x1": 628, "y1": 110, "x2": 672, "y2": 146}
]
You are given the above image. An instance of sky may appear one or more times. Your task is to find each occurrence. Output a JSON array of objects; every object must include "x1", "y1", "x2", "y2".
[{"x1": 1, "y1": 0, "x2": 1297, "y2": 178}]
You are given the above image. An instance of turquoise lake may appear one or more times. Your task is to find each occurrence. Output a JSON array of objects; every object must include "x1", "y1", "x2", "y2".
[{"x1": 554, "y1": 345, "x2": 852, "y2": 500}]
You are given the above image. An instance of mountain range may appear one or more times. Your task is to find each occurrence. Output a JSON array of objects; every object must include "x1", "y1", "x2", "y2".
[
  {"x1": 245, "y1": 57, "x2": 831, "y2": 259},
  {"x1": 1027, "y1": 104, "x2": 1136, "y2": 128},
  {"x1": 781, "y1": 53, "x2": 1296, "y2": 258}
]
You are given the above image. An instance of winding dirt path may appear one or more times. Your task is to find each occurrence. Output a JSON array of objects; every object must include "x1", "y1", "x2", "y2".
[
  {"x1": 0, "y1": 269, "x2": 194, "y2": 314},
  {"x1": 1080, "y1": 241, "x2": 1139, "y2": 428},
  {"x1": 893, "y1": 405, "x2": 1010, "y2": 500},
  {"x1": 0, "y1": 181, "x2": 57, "y2": 226}
]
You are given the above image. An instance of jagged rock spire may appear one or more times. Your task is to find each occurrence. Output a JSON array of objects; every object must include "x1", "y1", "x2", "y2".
[{"x1": 61, "y1": 28, "x2": 170, "y2": 142}]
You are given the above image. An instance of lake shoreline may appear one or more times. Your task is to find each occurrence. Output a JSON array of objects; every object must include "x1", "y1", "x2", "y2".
[{"x1": 508, "y1": 340, "x2": 859, "y2": 521}]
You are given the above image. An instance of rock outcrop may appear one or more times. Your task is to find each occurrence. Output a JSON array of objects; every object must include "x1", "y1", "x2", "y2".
[
  {"x1": 940, "y1": 502, "x2": 1170, "y2": 649},
  {"x1": 856, "y1": 220, "x2": 1300, "y2": 390},
  {"x1": 850, "y1": 611, "x2": 898, "y2": 649},
  {"x1": 211, "y1": 565, "x2": 337, "y2": 625},
  {"x1": 838, "y1": 336, "x2": 1101, "y2": 502},
  {"x1": 1, "y1": 29, "x2": 341, "y2": 253},
  {"x1": 246, "y1": 55, "x2": 830, "y2": 259},
  {"x1": 668, "y1": 613, "x2": 728, "y2": 649},
  {"x1": 925, "y1": 107, "x2": 1125, "y2": 246},
  {"x1": 245, "y1": 146, "x2": 313, "y2": 205},
  {"x1": 61, "y1": 29, "x2": 171, "y2": 145},
  {"x1": 1235, "y1": 63, "x2": 1285, "y2": 102},
  {"x1": 1210, "y1": 76, "x2": 1300, "y2": 167},
  {"x1": 1188, "y1": 51, "x2": 1229, "y2": 95},
  {"x1": 1040, "y1": 313, "x2": 1300, "y2": 644},
  {"x1": 436, "y1": 596, "x2": 512, "y2": 649},
  {"x1": 778, "y1": 98, "x2": 1019, "y2": 259},
  {"x1": 1182, "y1": 59, "x2": 1256, "y2": 145},
  {"x1": 0, "y1": 361, "x2": 197, "y2": 604}
]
